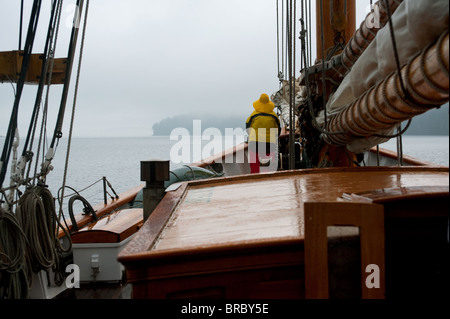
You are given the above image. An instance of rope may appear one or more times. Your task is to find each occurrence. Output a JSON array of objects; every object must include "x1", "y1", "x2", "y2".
[
  {"x1": 105, "y1": 177, "x2": 119, "y2": 199},
  {"x1": 319, "y1": 0, "x2": 328, "y2": 127},
  {"x1": 58, "y1": 0, "x2": 90, "y2": 225},
  {"x1": 0, "y1": 206, "x2": 29, "y2": 299},
  {"x1": 383, "y1": 0, "x2": 408, "y2": 99},
  {"x1": 308, "y1": 0, "x2": 312, "y2": 66},
  {"x1": 19, "y1": 0, "x2": 24, "y2": 50},
  {"x1": 282, "y1": 0, "x2": 285, "y2": 80},
  {"x1": 15, "y1": 186, "x2": 67, "y2": 288},
  {"x1": 33, "y1": 0, "x2": 64, "y2": 185},
  {"x1": 0, "y1": 0, "x2": 42, "y2": 190},
  {"x1": 299, "y1": 19, "x2": 346, "y2": 137},
  {"x1": 373, "y1": 118, "x2": 412, "y2": 138},
  {"x1": 276, "y1": 0, "x2": 282, "y2": 81},
  {"x1": 25, "y1": 0, "x2": 62, "y2": 185},
  {"x1": 59, "y1": 178, "x2": 103, "y2": 200},
  {"x1": 287, "y1": 0, "x2": 296, "y2": 169},
  {"x1": 396, "y1": 125, "x2": 403, "y2": 166}
]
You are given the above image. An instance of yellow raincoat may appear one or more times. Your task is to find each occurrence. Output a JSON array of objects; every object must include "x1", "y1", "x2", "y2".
[{"x1": 246, "y1": 94, "x2": 281, "y2": 144}]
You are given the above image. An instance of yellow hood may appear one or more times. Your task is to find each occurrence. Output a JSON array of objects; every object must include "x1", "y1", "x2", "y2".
[{"x1": 253, "y1": 93, "x2": 275, "y2": 113}]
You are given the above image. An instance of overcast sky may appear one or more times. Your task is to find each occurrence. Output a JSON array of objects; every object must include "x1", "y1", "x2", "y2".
[{"x1": 1, "y1": 0, "x2": 369, "y2": 138}]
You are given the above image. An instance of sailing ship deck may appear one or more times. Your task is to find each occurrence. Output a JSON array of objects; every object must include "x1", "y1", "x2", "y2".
[{"x1": 118, "y1": 166, "x2": 449, "y2": 299}]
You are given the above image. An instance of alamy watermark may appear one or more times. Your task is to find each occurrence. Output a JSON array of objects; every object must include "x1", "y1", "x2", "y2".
[
  {"x1": 65, "y1": 264, "x2": 80, "y2": 288},
  {"x1": 365, "y1": 263, "x2": 381, "y2": 289},
  {"x1": 365, "y1": 3, "x2": 381, "y2": 29},
  {"x1": 169, "y1": 120, "x2": 279, "y2": 166}
]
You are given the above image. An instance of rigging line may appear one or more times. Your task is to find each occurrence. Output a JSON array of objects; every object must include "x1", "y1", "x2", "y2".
[
  {"x1": 373, "y1": 118, "x2": 412, "y2": 138},
  {"x1": 41, "y1": 0, "x2": 83, "y2": 185},
  {"x1": 396, "y1": 125, "x2": 403, "y2": 166},
  {"x1": 58, "y1": 177, "x2": 104, "y2": 200},
  {"x1": 58, "y1": 0, "x2": 89, "y2": 225},
  {"x1": 19, "y1": 0, "x2": 24, "y2": 51},
  {"x1": 0, "y1": 0, "x2": 42, "y2": 190},
  {"x1": 105, "y1": 177, "x2": 119, "y2": 199},
  {"x1": 308, "y1": 0, "x2": 312, "y2": 66},
  {"x1": 293, "y1": 0, "x2": 296, "y2": 80},
  {"x1": 293, "y1": 0, "x2": 297, "y2": 129},
  {"x1": 287, "y1": 0, "x2": 295, "y2": 170},
  {"x1": 49, "y1": 0, "x2": 83, "y2": 150},
  {"x1": 299, "y1": 18, "x2": 346, "y2": 136},
  {"x1": 282, "y1": 0, "x2": 285, "y2": 79},
  {"x1": 300, "y1": 0, "x2": 305, "y2": 71},
  {"x1": 319, "y1": 0, "x2": 328, "y2": 127},
  {"x1": 2, "y1": 74, "x2": 17, "y2": 96},
  {"x1": 277, "y1": 0, "x2": 280, "y2": 78},
  {"x1": 383, "y1": 0, "x2": 408, "y2": 165},
  {"x1": 33, "y1": 0, "x2": 64, "y2": 185},
  {"x1": 286, "y1": 0, "x2": 291, "y2": 83},
  {"x1": 383, "y1": 0, "x2": 408, "y2": 98},
  {"x1": 22, "y1": 0, "x2": 60, "y2": 185},
  {"x1": 376, "y1": 144, "x2": 380, "y2": 166}
]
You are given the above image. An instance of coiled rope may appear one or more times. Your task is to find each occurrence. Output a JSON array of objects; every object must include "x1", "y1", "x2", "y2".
[
  {"x1": 0, "y1": 207, "x2": 29, "y2": 299},
  {"x1": 15, "y1": 186, "x2": 66, "y2": 290}
]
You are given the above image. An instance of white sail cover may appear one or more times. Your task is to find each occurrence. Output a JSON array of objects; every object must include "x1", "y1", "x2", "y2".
[{"x1": 317, "y1": 0, "x2": 449, "y2": 153}]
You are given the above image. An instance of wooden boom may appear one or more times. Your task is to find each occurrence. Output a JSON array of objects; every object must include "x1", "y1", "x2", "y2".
[{"x1": 324, "y1": 31, "x2": 449, "y2": 146}]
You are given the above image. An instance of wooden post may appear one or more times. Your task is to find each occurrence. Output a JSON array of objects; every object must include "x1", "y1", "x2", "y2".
[
  {"x1": 316, "y1": 0, "x2": 356, "y2": 61},
  {"x1": 304, "y1": 201, "x2": 385, "y2": 299},
  {"x1": 140, "y1": 160, "x2": 170, "y2": 221}
]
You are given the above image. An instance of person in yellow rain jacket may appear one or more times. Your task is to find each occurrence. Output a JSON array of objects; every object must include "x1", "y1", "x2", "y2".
[{"x1": 246, "y1": 93, "x2": 281, "y2": 173}]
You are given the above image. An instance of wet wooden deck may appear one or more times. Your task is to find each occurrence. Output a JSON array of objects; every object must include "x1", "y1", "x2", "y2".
[
  {"x1": 150, "y1": 166, "x2": 449, "y2": 253},
  {"x1": 118, "y1": 166, "x2": 449, "y2": 298}
]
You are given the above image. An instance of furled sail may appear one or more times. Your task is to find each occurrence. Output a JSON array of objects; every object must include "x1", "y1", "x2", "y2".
[{"x1": 317, "y1": 0, "x2": 449, "y2": 153}]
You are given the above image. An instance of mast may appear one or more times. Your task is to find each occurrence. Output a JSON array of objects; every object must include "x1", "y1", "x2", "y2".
[{"x1": 316, "y1": 0, "x2": 355, "y2": 62}]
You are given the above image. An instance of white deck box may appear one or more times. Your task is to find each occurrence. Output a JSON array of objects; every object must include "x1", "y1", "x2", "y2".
[
  {"x1": 72, "y1": 235, "x2": 134, "y2": 282},
  {"x1": 70, "y1": 208, "x2": 143, "y2": 283}
]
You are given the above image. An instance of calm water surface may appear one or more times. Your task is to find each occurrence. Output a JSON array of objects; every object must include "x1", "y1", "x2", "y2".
[{"x1": 2, "y1": 135, "x2": 448, "y2": 217}]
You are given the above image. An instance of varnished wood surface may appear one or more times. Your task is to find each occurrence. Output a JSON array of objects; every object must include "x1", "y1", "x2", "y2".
[
  {"x1": 118, "y1": 166, "x2": 448, "y2": 298},
  {"x1": 315, "y1": 0, "x2": 356, "y2": 61},
  {"x1": 71, "y1": 208, "x2": 143, "y2": 244},
  {"x1": 304, "y1": 202, "x2": 385, "y2": 299},
  {"x1": 0, "y1": 50, "x2": 67, "y2": 84},
  {"x1": 119, "y1": 166, "x2": 448, "y2": 261},
  {"x1": 153, "y1": 167, "x2": 448, "y2": 253},
  {"x1": 344, "y1": 185, "x2": 449, "y2": 204}
]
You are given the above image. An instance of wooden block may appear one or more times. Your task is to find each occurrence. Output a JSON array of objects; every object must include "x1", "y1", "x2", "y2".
[
  {"x1": 304, "y1": 201, "x2": 385, "y2": 299},
  {"x1": 0, "y1": 50, "x2": 66, "y2": 85}
]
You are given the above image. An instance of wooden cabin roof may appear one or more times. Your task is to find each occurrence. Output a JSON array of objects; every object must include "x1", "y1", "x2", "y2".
[
  {"x1": 71, "y1": 208, "x2": 144, "y2": 244},
  {"x1": 119, "y1": 166, "x2": 449, "y2": 263}
]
